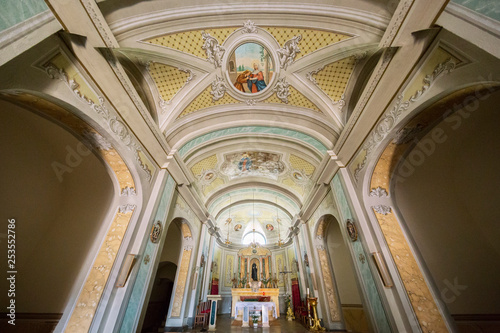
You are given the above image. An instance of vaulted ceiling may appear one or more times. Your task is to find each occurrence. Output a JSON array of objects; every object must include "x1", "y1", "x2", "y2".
[{"x1": 95, "y1": 0, "x2": 396, "y2": 246}]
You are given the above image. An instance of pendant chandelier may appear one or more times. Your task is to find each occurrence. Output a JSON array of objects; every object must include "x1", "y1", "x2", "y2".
[
  {"x1": 251, "y1": 191, "x2": 257, "y2": 249},
  {"x1": 276, "y1": 196, "x2": 284, "y2": 247},
  {"x1": 225, "y1": 196, "x2": 232, "y2": 245}
]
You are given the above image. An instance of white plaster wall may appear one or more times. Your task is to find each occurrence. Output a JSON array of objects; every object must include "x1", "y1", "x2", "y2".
[
  {"x1": 0, "y1": 102, "x2": 114, "y2": 313},
  {"x1": 394, "y1": 90, "x2": 500, "y2": 314}
]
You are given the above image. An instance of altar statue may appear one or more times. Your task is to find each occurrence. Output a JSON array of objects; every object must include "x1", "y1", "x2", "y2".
[{"x1": 251, "y1": 263, "x2": 258, "y2": 281}]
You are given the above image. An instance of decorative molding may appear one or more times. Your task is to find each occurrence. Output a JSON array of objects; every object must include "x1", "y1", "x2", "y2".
[
  {"x1": 277, "y1": 35, "x2": 302, "y2": 70},
  {"x1": 353, "y1": 51, "x2": 368, "y2": 63},
  {"x1": 358, "y1": 254, "x2": 366, "y2": 264},
  {"x1": 393, "y1": 123, "x2": 425, "y2": 144},
  {"x1": 144, "y1": 254, "x2": 150, "y2": 265},
  {"x1": 354, "y1": 58, "x2": 456, "y2": 180},
  {"x1": 274, "y1": 77, "x2": 291, "y2": 103},
  {"x1": 157, "y1": 67, "x2": 195, "y2": 112},
  {"x1": 242, "y1": 20, "x2": 258, "y2": 34},
  {"x1": 184, "y1": 245, "x2": 193, "y2": 251},
  {"x1": 335, "y1": 48, "x2": 396, "y2": 155},
  {"x1": 369, "y1": 187, "x2": 388, "y2": 198},
  {"x1": 202, "y1": 31, "x2": 225, "y2": 68},
  {"x1": 316, "y1": 244, "x2": 325, "y2": 251},
  {"x1": 82, "y1": 130, "x2": 113, "y2": 151},
  {"x1": 184, "y1": 236, "x2": 193, "y2": 242},
  {"x1": 119, "y1": 204, "x2": 136, "y2": 214},
  {"x1": 372, "y1": 205, "x2": 391, "y2": 215},
  {"x1": 210, "y1": 75, "x2": 227, "y2": 102},
  {"x1": 380, "y1": 0, "x2": 415, "y2": 48},
  {"x1": 150, "y1": 221, "x2": 162, "y2": 243},
  {"x1": 246, "y1": 99, "x2": 257, "y2": 106},
  {"x1": 306, "y1": 65, "x2": 325, "y2": 85},
  {"x1": 44, "y1": 62, "x2": 154, "y2": 181},
  {"x1": 121, "y1": 187, "x2": 137, "y2": 196},
  {"x1": 315, "y1": 235, "x2": 324, "y2": 241}
]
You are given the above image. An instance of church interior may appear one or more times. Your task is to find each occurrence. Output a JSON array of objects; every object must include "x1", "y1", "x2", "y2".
[{"x1": 0, "y1": 0, "x2": 499, "y2": 332}]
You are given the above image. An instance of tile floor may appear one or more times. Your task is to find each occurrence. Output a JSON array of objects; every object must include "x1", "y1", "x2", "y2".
[{"x1": 163, "y1": 314, "x2": 346, "y2": 332}]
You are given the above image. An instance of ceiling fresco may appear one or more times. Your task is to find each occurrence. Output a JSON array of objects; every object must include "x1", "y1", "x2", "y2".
[
  {"x1": 190, "y1": 151, "x2": 316, "y2": 199},
  {"x1": 109, "y1": 8, "x2": 384, "y2": 246}
]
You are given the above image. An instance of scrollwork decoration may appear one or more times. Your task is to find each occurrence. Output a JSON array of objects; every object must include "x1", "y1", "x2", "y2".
[
  {"x1": 277, "y1": 35, "x2": 302, "y2": 70},
  {"x1": 202, "y1": 31, "x2": 225, "y2": 68}
]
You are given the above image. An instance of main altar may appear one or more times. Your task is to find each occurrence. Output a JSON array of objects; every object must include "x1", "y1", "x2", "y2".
[{"x1": 231, "y1": 288, "x2": 280, "y2": 318}]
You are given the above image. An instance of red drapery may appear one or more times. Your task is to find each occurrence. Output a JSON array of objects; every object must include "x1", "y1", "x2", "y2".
[
  {"x1": 210, "y1": 278, "x2": 219, "y2": 295},
  {"x1": 291, "y1": 278, "x2": 301, "y2": 312}
]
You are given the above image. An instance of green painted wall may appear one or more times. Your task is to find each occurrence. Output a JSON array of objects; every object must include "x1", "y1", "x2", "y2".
[
  {"x1": 0, "y1": 0, "x2": 48, "y2": 32},
  {"x1": 452, "y1": 0, "x2": 500, "y2": 22}
]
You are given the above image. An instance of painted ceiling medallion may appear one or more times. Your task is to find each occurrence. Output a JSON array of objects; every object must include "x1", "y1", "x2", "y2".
[
  {"x1": 228, "y1": 42, "x2": 274, "y2": 94},
  {"x1": 150, "y1": 221, "x2": 162, "y2": 243},
  {"x1": 220, "y1": 151, "x2": 285, "y2": 180}
]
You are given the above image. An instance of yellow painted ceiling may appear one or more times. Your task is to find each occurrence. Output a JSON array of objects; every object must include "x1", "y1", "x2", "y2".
[
  {"x1": 148, "y1": 62, "x2": 190, "y2": 102},
  {"x1": 312, "y1": 56, "x2": 357, "y2": 102}
]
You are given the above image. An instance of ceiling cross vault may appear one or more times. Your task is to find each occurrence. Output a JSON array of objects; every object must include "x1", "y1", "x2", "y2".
[{"x1": 93, "y1": 0, "x2": 394, "y2": 247}]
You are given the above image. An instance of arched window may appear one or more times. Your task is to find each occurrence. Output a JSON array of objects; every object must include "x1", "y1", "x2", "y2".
[{"x1": 242, "y1": 232, "x2": 266, "y2": 245}]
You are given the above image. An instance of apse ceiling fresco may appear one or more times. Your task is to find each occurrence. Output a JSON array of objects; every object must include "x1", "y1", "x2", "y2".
[{"x1": 107, "y1": 2, "x2": 387, "y2": 245}]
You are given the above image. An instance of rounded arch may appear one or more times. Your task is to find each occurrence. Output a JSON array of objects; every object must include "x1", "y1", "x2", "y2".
[
  {"x1": 0, "y1": 92, "x2": 142, "y2": 332},
  {"x1": 365, "y1": 84, "x2": 500, "y2": 332}
]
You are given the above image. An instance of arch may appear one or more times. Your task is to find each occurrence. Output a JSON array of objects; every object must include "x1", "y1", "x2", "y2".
[
  {"x1": 0, "y1": 92, "x2": 141, "y2": 332},
  {"x1": 365, "y1": 84, "x2": 500, "y2": 332}
]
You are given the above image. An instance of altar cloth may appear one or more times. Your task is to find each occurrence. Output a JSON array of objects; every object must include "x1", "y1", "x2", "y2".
[{"x1": 234, "y1": 301, "x2": 277, "y2": 318}]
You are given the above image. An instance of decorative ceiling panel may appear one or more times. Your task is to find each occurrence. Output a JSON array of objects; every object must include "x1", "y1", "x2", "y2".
[
  {"x1": 177, "y1": 84, "x2": 241, "y2": 118},
  {"x1": 148, "y1": 62, "x2": 191, "y2": 102},
  {"x1": 263, "y1": 85, "x2": 322, "y2": 112},
  {"x1": 263, "y1": 27, "x2": 351, "y2": 59},
  {"x1": 145, "y1": 27, "x2": 239, "y2": 58},
  {"x1": 178, "y1": 126, "x2": 329, "y2": 157},
  {"x1": 310, "y1": 56, "x2": 357, "y2": 102},
  {"x1": 289, "y1": 154, "x2": 315, "y2": 175}
]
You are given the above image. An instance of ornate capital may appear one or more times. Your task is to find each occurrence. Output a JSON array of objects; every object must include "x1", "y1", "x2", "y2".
[
  {"x1": 119, "y1": 204, "x2": 136, "y2": 214},
  {"x1": 373, "y1": 205, "x2": 391, "y2": 215},
  {"x1": 369, "y1": 187, "x2": 388, "y2": 198}
]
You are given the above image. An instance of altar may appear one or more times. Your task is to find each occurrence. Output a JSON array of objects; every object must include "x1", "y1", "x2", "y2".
[{"x1": 231, "y1": 288, "x2": 280, "y2": 318}]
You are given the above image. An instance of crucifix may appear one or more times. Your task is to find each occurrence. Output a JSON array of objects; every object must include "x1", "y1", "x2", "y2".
[
  {"x1": 279, "y1": 266, "x2": 295, "y2": 321},
  {"x1": 279, "y1": 266, "x2": 293, "y2": 294}
]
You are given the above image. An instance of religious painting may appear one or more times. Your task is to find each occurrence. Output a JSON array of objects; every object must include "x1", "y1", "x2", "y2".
[
  {"x1": 266, "y1": 224, "x2": 274, "y2": 231},
  {"x1": 228, "y1": 42, "x2": 274, "y2": 94},
  {"x1": 220, "y1": 151, "x2": 285, "y2": 180},
  {"x1": 275, "y1": 253, "x2": 285, "y2": 287},
  {"x1": 225, "y1": 255, "x2": 234, "y2": 287},
  {"x1": 288, "y1": 247, "x2": 298, "y2": 279},
  {"x1": 346, "y1": 219, "x2": 358, "y2": 241}
]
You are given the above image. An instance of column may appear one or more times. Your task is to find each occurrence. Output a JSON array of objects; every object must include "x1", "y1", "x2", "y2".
[{"x1": 207, "y1": 295, "x2": 222, "y2": 331}]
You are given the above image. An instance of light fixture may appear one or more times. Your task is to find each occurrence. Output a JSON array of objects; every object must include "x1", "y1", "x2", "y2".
[
  {"x1": 276, "y1": 196, "x2": 284, "y2": 247},
  {"x1": 225, "y1": 196, "x2": 232, "y2": 245},
  {"x1": 251, "y1": 191, "x2": 257, "y2": 250}
]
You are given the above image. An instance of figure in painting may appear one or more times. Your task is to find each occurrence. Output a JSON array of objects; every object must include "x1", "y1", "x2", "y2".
[
  {"x1": 247, "y1": 62, "x2": 267, "y2": 93},
  {"x1": 238, "y1": 152, "x2": 252, "y2": 172},
  {"x1": 234, "y1": 70, "x2": 251, "y2": 92}
]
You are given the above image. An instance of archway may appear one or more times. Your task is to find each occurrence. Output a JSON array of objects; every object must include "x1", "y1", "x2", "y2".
[
  {"x1": 141, "y1": 220, "x2": 182, "y2": 332},
  {"x1": 392, "y1": 88, "x2": 500, "y2": 331},
  {"x1": 323, "y1": 215, "x2": 369, "y2": 333},
  {"x1": 0, "y1": 98, "x2": 116, "y2": 331},
  {"x1": 366, "y1": 85, "x2": 500, "y2": 332}
]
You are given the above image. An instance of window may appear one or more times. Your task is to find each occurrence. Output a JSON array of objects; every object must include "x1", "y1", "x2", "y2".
[{"x1": 242, "y1": 232, "x2": 266, "y2": 245}]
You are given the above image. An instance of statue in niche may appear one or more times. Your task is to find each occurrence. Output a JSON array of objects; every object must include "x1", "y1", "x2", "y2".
[{"x1": 252, "y1": 263, "x2": 258, "y2": 281}]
